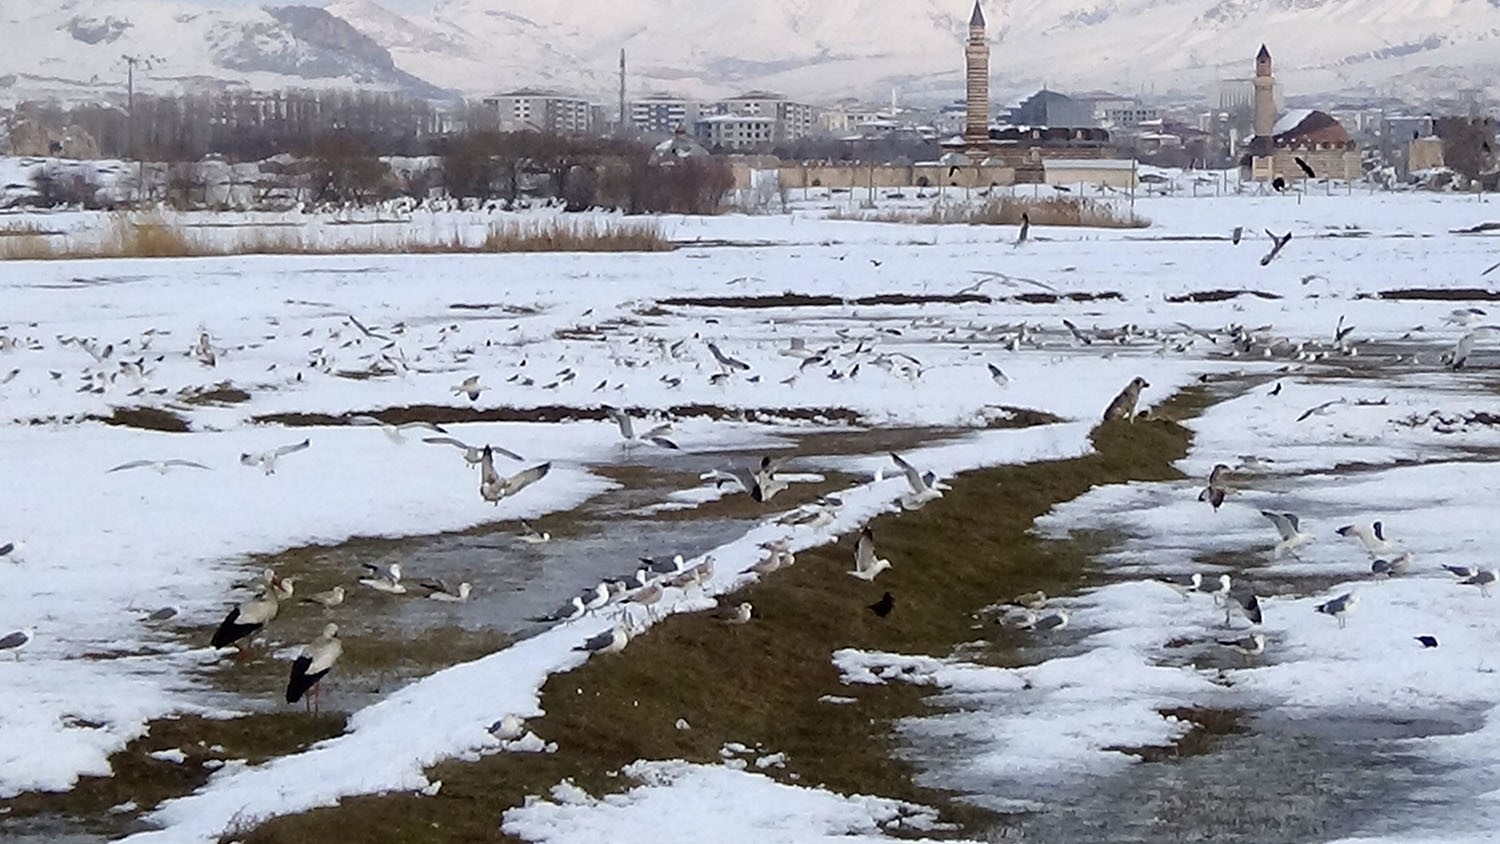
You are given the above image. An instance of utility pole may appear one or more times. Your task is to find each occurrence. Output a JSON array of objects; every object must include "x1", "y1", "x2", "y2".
[{"x1": 618, "y1": 48, "x2": 627, "y2": 137}]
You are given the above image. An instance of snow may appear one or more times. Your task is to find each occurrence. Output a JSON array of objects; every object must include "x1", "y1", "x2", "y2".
[
  {"x1": 1271, "y1": 108, "x2": 1317, "y2": 137},
  {"x1": 4, "y1": 186, "x2": 1500, "y2": 842},
  {"x1": 499, "y1": 760, "x2": 973, "y2": 844}
]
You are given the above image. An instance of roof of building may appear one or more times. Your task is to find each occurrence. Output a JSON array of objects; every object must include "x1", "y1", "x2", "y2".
[
  {"x1": 698, "y1": 113, "x2": 776, "y2": 125},
  {"x1": 1273, "y1": 109, "x2": 1351, "y2": 144},
  {"x1": 1257, "y1": 44, "x2": 1271, "y2": 61},
  {"x1": 725, "y1": 91, "x2": 785, "y2": 101},
  {"x1": 970, "y1": 1, "x2": 985, "y2": 27}
]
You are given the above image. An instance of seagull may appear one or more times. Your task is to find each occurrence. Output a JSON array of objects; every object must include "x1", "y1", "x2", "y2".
[
  {"x1": 530, "y1": 595, "x2": 586, "y2": 624},
  {"x1": 640, "y1": 554, "x2": 686, "y2": 576},
  {"x1": 1198, "y1": 464, "x2": 1231, "y2": 510},
  {"x1": 1443, "y1": 564, "x2": 1479, "y2": 579},
  {"x1": 488, "y1": 714, "x2": 527, "y2": 741},
  {"x1": 717, "y1": 601, "x2": 753, "y2": 625},
  {"x1": 579, "y1": 582, "x2": 612, "y2": 615},
  {"x1": 868, "y1": 592, "x2": 894, "y2": 617},
  {"x1": 0, "y1": 540, "x2": 22, "y2": 563},
  {"x1": 1296, "y1": 398, "x2": 1347, "y2": 422},
  {"x1": 192, "y1": 332, "x2": 217, "y2": 367},
  {"x1": 1461, "y1": 569, "x2": 1497, "y2": 597},
  {"x1": 987, "y1": 363, "x2": 1009, "y2": 387},
  {"x1": 518, "y1": 521, "x2": 551, "y2": 544},
  {"x1": 1371, "y1": 552, "x2": 1412, "y2": 578},
  {"x1": 706, "y1": 341, "x2": 751, "y2": 373},
  {"x1": 1224, "y1": 583, "x2": 1262, "y2": 627},
  {"x1": 708, "y1": 456, "x2": 790, "y2": 503},
  {"x1": 452, "y1": 375, "x2": 485, "y2": 402},
  {"x1": 424, "y1": 436, "x2": 523, "y2": 467},
  {"x1": 107, "y1": 458, "x2": 211, "y2": 474},
  {"x1": 1028, "y1": 609, "x2": 1069, "y2": 632},
  {"x1": 1314, "y1": 592, "x2": 1357, "y2": 628},
  {"x1": 1014, "y1": 212, "x2": 1030, "y2": 246},
  {"x1": 358, "y1": 562, "x2": 406, "y2": 594},
  {"x1": 286, "y1": 623, "x2": 342, "y2": 712},
  {"x1": 1217, "y1": 632, "x2": 1265, "y2": 658},
  {"x1": 1231, "y1": 225, "x2": 1244, "y2": 245},
  {"x1": 1261, "y1": 511, "x2": 1312, "y2": 559},
  {"x1": 422, "y1": 580, "x2": 472, "y2": 602},
  {"x1": 1336, "y1": 521, "x2": 1393, "y2": 557},
  {"x1": 1447, "y1": 326, "x2": 1500, "y2": 370},
  {"x1": 0, "y1": 627, "x2": 33, "y2": 660},
  {"x1": 1294, "y1": 156, "x2": 1316, "y2": 179},
  {"x1": 890, "y1": 452, "x2": 945, "y2": 510},
  {"x1": 1007, "y1": 590, "x2": 1047, "y2": 609},
  {"x1": 301, "y1": 586, "x2": 346, "y2": 608},
  {"x1": 849, "y1": 527, "x2": 892, "y2": 581},
  {"x1": 239, "y1": 439, "x2": 311, "y2": 475},
  {"x1": 479, "y1": 448, "x2": 551, "y2": 504},
  {"x1": 349, "y1": 415, "x2": 449, "y2": 444},
  {"x1": 211, "y1": 589, "x2": 279, "y2": 649},
  {"x1": 622, "y1": 583, "x2": 664, "y2": 620},
  {"x1": 1484, "y1": 260, "x2": 1500, "y2": 277},
  {"x1": 574, "y1": 625, "x2": 630, "y2": 656},
  {"x1": 605, "y1": 407, "x2": 678, "y2": 450},
  {"x1": 1062, "y1": 319, "x2": 1094, "y2": 346},
  {"x1": 1260, "y1": 230, "x2": 1292, "y2": 266}
]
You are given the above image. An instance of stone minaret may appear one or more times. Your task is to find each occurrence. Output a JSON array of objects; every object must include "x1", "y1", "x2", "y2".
[
  {"x1": 964, "y1": 1, "x2": 990, "y2": 148},
  {"x1": 1253, "y1": 44, "x2": 1276, "y2": 137}
]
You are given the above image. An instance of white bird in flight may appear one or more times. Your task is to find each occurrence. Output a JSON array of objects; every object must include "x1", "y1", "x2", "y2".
[
  {"x1": 890, "y1": 452, "x2": 945, "y2": 510},
  {"x1": 1261, "y1": 511, "x2": 1312, "y2": 559},
  {"x1": 849, "y1": 527, "x2": 891, "y2": 581},
  {"x1": 349, "y1": 415, "x2": 449, "y2": 444},
  {"x1": 423, "y1": 436, "x2": 522, "y2": 467},
  {"x1": 239, "y1": 439, "x2": 311, "y2": 475},
  {"x1": 479, "y1": 447, "x2": 551, "y2": 504},
  {"x1": 108, "y1": 458, "x2": 211, "y2": 474},
  {"x1": 1336, "y1": 521, "x2": 1394, "y2": 558}
]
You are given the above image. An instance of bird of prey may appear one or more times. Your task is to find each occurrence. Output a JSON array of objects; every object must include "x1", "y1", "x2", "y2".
[
  {"x1": 239, "y1": 439, "x2": 311, "y2": 475},
  {"x1": 868, "y1": 592, "x2": 894, "y2": 618},
  {"x1": 1294, "y1": 156, "x2": 1317, "y2": 179},
  {"x1": 1260, "y1": 230, "x2": 1292, "y2": 266},
  {"x1": 1198, "y1": 464, "x2": 1231, "y2": 511},
  {"x1": 849, "y1": 527, "x2": 892, "y2": 581},
  {"x1": 479, "y1": 447, "x2": 551, "y2": 504}
]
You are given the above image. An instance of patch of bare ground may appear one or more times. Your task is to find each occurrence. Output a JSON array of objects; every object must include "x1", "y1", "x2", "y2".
[
  {"x1": 655, "y1": 291, "x2": 1123, "y2": 309},
  {"x1": 1373, "y1": 287, "x2": 1500, "y2": 301},
  {"x1": 229, "y1": 392, "x2": 1204, "y2": 844},
  {"x1": 1164, "y1": 290, "x2": 1283, "y2": 303},
  {"x1": 91, "y1": 405, "x2": 191, "y2": 432},
  {"x1": 178, "y1": 384, "x2": 252, "y2": 406},
  {"x1": 1106, "y1": 708, "x2": 1248, "y2": 763}
]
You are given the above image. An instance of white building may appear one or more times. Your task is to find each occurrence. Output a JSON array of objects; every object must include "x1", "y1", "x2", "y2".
[
  {"x1": 708, "y1": 91, "x2": 816, "y2": 142},
  {"x1": 482, "y1": 89, "x2": 594, "y2": 135},
  {"x1": 629, "y1": 94, "x2": 700, "y2": 135},
  {"x1": 694, "y1": 113, "x2": 776, "y2": 150}
]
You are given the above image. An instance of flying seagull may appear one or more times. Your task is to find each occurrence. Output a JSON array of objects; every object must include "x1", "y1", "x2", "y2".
[
  {"x1": 452, "y1": 375, "x2": 485, "y2": 402},
  {"x1": 1447, "y1": 326, "x2": 1500, "y2": 370},
  {"x1": 349, "y1": 416, "x2": 449, "y2": 444},
  {"x1": 1261, "y1": 511, "x2": 1312, "y2": 559},
  {"x1": 706, "y1": 342, "x2": 751, "y2": 373},
  {"x1": 286, "y1": 623, "x2": 342, "y2": 712},
  {"x1": 423, "y1": 436, "x2": 522, "y2": 467},
  {"x1": 987, "y1": 363, "x2": 1009, "y2": 387},
  {"x1": 1336, "y1": 521, "x2": 1393, "y2": 557},
  {"x1": 211, "y1": 589, "x2": 279, "y2": 649},
  {"x1": 1198, "y1": 464, "x2": 1231, "y2": 510},
  {"x1": 239, "y1": 439, "x2": 311, "y2": 475},
  {"x1": 605, "y1": 407, "x2": 678, "y2": 450},
  {"x1": 479, "y1": 447, "x2": 551, "y2": 504},
  {"x1": 1260, "y1": 230, "x2": 1292, "y2": 266},
  {"x1": 1483, "y1": 260, "x2": 1500, "y2": 277},
  {"x1": 107, "y1": 458, "x2": 211, "y2": 474},
  {"x1": 1315, "y1": 592, "x2": 1357, "y2": 628},
  {"x1": 890, "y1": 452, "x2": 945, "y2": 510},
  {"x1": 1296, "y1": 398, "x2": 1347, "y2": 423},
  {"x1": 1294, "y1": 156, "x2": 1316, "y2": 180},
  {"x1": 849, "y1": 527, "x2": 892, "y2": 581}
]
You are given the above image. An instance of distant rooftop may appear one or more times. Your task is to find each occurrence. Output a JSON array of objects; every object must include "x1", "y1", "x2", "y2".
[{"x1": 725, "y1": 90, "x2": 785, "y2": 101}]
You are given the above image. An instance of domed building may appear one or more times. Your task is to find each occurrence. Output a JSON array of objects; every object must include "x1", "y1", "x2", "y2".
[{"x1": 1240, "y1": 45, "x2": 1362, "y2": 183}]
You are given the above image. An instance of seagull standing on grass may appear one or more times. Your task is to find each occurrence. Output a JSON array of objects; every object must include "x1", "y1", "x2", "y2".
[
  {"x1": 479, "y1": 447, "x2": 551, "y2": 504},
  {"x1": 286, "y1": 623, "x2": 342, "y2": 712},
  {"x1": 1315, "y1": 592, "x2": 1357, "y2": 628},
  {"x1": 574, "y1": 625, "x2": 630, "y2": 656},
  {"x1": 358, "y1": 563, "x2": 406, "y2": 594},
  {"x1": 1261, "y1": 511, "x2": 1312, "y2": 559},
  {"x1": 890, "y1": 452, "x2": 945, "y2": 511},
  {"x1": 239, "y1": 439, "x2": 311, "y2": 475},
  {"x1": 717, "y1": 602, "x2": 754, "y2": 625},
  {"x1": 0, "y1": 627, "x2": 33, "y2": 660},
  {"x1": 849, "y1": 527, "x2": 892, "y2": 581}
]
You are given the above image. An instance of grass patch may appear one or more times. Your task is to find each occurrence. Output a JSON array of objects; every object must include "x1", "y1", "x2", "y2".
[
  {"x1": 480, "y1": 219, "x2": 672, "y2": 253},
  {"x1": 833, "y1": 196, "x2": 1150, "y2": 229},
  {"x1": 232, "y1": 402, "x2": 1198, "y2": 844},
  {"x1": 0, "y1": 712, "x2": 345, "y2": 835},
  {"x1": 92, "y1": 405, "x2": 191, "y2": 433}
]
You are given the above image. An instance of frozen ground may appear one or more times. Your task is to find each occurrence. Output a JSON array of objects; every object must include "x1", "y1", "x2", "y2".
[{"x1": 1, "y1": 187, "x2": 1499, "y2": 842}]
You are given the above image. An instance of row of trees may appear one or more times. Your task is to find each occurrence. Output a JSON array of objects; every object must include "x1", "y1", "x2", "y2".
[{"x1": 20, "y1": 129, "x2": 736, "y2": 215}]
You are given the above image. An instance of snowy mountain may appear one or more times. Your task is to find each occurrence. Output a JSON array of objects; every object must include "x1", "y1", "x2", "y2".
[{"x1": 0, "y1": 0, "x2": 1497, "y2": 107}]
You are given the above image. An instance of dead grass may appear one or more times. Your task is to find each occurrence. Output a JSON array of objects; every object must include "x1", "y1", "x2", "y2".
[
  {"x1": 0, "y1": 214, "x2": 675, "y2": 260},
  {"x1": 234, "y1": 393, "x2": 1205, "y2": 844},
  {"x1": 836, "y1": 195, "x2": 1150, "y2": 228}
]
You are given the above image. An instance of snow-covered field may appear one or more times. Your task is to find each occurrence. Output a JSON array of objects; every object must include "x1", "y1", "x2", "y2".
[{"x1": 2, "y1": 187, "x2": 1500, "y2": 842}]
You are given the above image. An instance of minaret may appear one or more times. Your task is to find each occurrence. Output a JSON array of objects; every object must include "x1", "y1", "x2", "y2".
[
  {"x1": 964, "y1": 1, "x2": 990, "y2": 149},
  {"x1": 1253, "y1": 44, "x2": 1275, "y2": 138}
]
